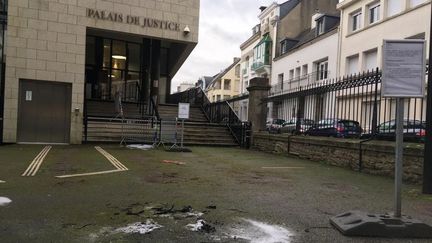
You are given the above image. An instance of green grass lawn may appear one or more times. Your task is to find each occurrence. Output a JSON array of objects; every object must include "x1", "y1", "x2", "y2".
[{"x1": 0, "y1": 144, "x2": 431, "y2": 242}]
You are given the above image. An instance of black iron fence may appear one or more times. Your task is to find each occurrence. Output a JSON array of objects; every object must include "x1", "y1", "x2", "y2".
[
  {"x1": 267, "y1": 68, "x2": 428, "y2": 142},
  {"x1": 168, "y1": 87, "x2": 251, "y2": 148}
]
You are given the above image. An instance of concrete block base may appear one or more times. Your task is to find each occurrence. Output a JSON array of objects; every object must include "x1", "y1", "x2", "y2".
[{"x1": 330, "y1": 211, "x2": 432, "y2": 238}]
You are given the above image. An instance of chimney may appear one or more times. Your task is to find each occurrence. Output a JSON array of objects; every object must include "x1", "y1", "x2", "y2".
[
  {"x1": 311, "y1": 9, "x2": 322, "y2": 29},
  {"x1": 259, "y1": 6, "x2": 267, "y2": 12}
]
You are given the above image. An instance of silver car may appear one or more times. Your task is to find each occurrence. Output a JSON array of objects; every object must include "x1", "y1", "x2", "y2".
[{"x1": 280, "y1": 118, "x2": 315, "y2": 134}]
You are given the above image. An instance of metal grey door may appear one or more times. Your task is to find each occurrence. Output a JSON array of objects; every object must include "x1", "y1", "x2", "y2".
[{"x1": 17, "y1": 80, "x2": 72, "y2": 143}]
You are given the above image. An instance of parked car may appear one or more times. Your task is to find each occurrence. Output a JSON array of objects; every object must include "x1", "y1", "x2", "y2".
[
  {"x1": 280, "y1": 118, "x2": 315, "y2": 134},
  {"x1": 305, "y1": 119, "x2": 363, "y2": 138},
  {"x1": 375, "y1": 119, "x2": 425, "y2": 142},
  {"x1": 266, "y1": 118, "x2": 285, "y2": 133}
]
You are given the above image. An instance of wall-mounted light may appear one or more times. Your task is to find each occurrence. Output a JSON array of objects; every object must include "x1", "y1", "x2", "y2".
[{"x1": 112, "y1": 55, "x2": 126, "y2": 60}]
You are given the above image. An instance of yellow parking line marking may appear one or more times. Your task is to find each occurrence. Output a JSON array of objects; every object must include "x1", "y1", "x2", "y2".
[
  {"x1": 0, "y1": 180, "x2": 5, "y2": 183},
  {"x1": 55, "y1": 170, "x2": 125, "y2": 179},
  {"x1": 22, "y1": 146, "x2": 52, "y2": 177},
  {"x1": 95, "y1": 146, "x2": 128, "y2": 171},
  {"x1": 262, "y1": 167, "x2": 305, "y2": 169},
  {"x1": 56, "y1": 147, "x2": 128, "y2": 179}
]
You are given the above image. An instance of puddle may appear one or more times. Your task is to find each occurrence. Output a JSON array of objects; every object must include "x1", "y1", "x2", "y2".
[
  {"x1": 0, "y1": 197, "x2": 12, "y2": 206},
  {"x1": 229, "y1": 218, "x2": 294, "y2": 243},
  {"x1": 126, "y1": 144, "x2": 154, "y2": 150},
  {"x1": 115, "y1": 220, "x2": 162, "y2": 234}
]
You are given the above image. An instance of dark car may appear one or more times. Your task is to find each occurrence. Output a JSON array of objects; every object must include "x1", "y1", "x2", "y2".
[
  {"x1": 305, "y1": 119, "x2": 363, "y2": 138},
  {"x1": 266, "y1": 118, "x2": 285, "y2": 133},
  {"x1": 375, "y1": 120, "x2": 425, "y2": 142},
  {"x1": 280, "y1": 118, "x2": 315, "y2": 134}
]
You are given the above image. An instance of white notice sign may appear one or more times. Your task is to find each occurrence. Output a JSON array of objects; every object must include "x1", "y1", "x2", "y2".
[
  {"x1": 178, "y1": 103, "x2": 190, "y2": 119},
  {"x1": 25, "y1": 91, "x2": 32, "y2": 101},
  {"x1": 382, "y1": 39, "x2": 426, "y2": 98}
]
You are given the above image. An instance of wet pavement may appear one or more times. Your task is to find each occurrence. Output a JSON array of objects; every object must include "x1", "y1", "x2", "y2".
[{"x1": 0, "y1": 144, "x2": 431, "y2": 242}]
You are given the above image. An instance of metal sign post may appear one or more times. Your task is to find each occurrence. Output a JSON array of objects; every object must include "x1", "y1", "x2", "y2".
[
  {"x1": 178, "y1": 102, "x2": 190, "y2": 149},
  {"x1": 330, "y1": 39, "x2": 432, "y2": 238},
  {"x1": 394, "y1": 98, "x2": 404, "y2": 218}
]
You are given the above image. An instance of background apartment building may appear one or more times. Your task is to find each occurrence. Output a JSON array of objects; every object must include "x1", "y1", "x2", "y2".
[
  {"x1": 267, "y1": 0, "x2": 340, "y2": 120},
  {"x1": 206, "y1": 58, "x2": 241, "y2": 103},
  {"x1": 338, "y1": 0, "x2": 430, "y2": 75},
  {"x1": 335, "y1": 0, "x2": 431, "y2": 130}
]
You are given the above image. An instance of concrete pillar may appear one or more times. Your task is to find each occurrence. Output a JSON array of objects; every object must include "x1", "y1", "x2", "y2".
[{"x1": 247, "y1": 77, "x2": 270, "y2": 133}]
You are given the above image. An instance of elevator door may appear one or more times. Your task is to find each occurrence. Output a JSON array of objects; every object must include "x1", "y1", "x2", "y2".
[{"x1": 17, "y1": 80, "x2": 72, "y2": 144}]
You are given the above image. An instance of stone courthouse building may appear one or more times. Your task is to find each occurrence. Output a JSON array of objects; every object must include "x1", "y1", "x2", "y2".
[{"x1": 0, "y1": 0, "x2": 199, "y2": 144}]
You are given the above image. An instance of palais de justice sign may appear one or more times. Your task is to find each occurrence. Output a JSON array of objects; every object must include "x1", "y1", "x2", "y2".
[{"x1": 86, "y1": 8, "x2": 181, "y2": 32}]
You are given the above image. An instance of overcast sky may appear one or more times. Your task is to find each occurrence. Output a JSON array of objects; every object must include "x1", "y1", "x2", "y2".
[{"x1": 171, "y1": 0, "x2": 277, "y2": 92}]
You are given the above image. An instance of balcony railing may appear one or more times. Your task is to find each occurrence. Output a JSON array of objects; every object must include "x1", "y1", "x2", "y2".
[
  {"x1": 269, "y1": 71, "x2": 330, "y2": 97},
  {"x1": 251, "y1": 60, "x2": 271, "y2": 71}
]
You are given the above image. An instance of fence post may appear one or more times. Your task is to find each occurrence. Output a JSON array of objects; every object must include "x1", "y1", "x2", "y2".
[
  {"x1": 371, "y1": 68, "x2": 380, "y2": 135},
  {"x1": 247, "y1": 77, "x2": 271, "y2": 134},
  {"x1": 423, "y1": 4, "x2": 432, "y2": 194}
]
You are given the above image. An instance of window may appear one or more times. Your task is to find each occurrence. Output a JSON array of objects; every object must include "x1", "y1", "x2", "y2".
[
  {"x1": 302, "y1": 65, "x2": 308, "y2": 76},
  {"x1": 289, "y1": 69, "x2": 294, "y2": 81},
  {"x1": 224, "y1": 79, "x2": 231, "y2": 90},
  {"x1": 235, "y1": 65, "x2": 240, "y2": 77},
  {"x1": 346, "y1": 55, "x2": 359, "y2": 74},
  {"x1": 215, "y1": 80, "x2": 221, "y2": 89},
  {"x1": 364, "y1": 49, "x2": 378, "y2": 71},
  {"x1": 410, "y1": 0, "x2": 427, "y2": 7},
  {"x1": 387, "y1": 0, "x2": 402, "y2": 17},
  {"x1": 281, "y1": 41, "x2": 288, "y2": 55},
  {"x1": 295, "y1": 67, "x2": 301, "y2": 79},
  {"x1": 369, "y1": 3, "x2": 380, "y2": 24},
  {"x1": 216, "y1": 95, "x2": 221, "y2": 101},
  {"x1": 85, "y1": 37, "x2": 144, "y2": 101},
  {"x1": 351, "y1": 11, "x2": 362, "y2": 31},
  {"x1": 278, "y1": 73, "x2": 284, "y2": 91},
  {"x1": 317, "y1": 19, "x2": 325, "y2": 35},
  {"x1": 316, "y1": 60, "x2": 328, "y2": 80}
]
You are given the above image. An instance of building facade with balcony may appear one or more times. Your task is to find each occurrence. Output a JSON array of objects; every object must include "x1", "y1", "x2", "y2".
[
  {"x1": 1, "y1": 0, "x2": 199, "y2": 144},
  {"x1": 270, "y1": 13, "x2": 340, "y2": 121},
  {"x1": 238, "y1": 24, "x2": 261, "y2": 121},
  {"x1": 205, "y1": 58, "x2": 241, "y2": 103},
  {"x1": 267, "y1": 0, "x2": 340, "y2": 120}
]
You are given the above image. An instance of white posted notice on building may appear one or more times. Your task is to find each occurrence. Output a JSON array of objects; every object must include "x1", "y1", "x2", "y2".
[
  {"x1": 382, "y1": 39, "x2": 426, "y2": 98},
  {"x1": 178, "y1": 103, "x2": 190, "y2": 119}
]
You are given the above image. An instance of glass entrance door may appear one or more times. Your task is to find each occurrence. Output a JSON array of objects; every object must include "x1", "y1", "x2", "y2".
[{"x1": 85, "y1": 36, "x2": 143, "y2": 103}]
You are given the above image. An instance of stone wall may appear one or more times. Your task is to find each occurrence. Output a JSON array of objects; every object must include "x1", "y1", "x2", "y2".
[{"x1": 252, "y1": 132, "x2": 424, "y2": 183}]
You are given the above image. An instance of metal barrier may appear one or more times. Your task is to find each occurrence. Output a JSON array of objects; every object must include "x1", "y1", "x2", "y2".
[
  {"x1": 85, "y1": 117, "x2": 159, "y2": 144},
  {"x1": 158, "y1": 120, "x2": 184, "y2": 147}
]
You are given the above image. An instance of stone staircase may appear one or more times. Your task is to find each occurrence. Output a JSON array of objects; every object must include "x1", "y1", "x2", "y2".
[
  {"x1": 83, "y1": 101, "x2": 238, "y2": 146},
  {"x1": 158, "y1": 104, "x2": 238, "y2": 146}
]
